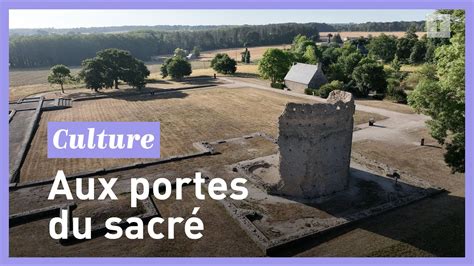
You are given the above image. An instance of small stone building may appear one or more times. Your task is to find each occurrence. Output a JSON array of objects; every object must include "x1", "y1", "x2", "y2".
[{"x1": 284, "y1": 63, "x2": 327, "y2": 93}]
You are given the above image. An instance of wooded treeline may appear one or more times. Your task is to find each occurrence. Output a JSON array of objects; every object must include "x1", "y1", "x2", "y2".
[
  {"x1": 9, "y1": 21, "x2": 424, "y2": 68},
  {"x1": 10, "y1": 23, "x2": 326, "y2": 68},
  {"x1": 332, "y1": 21, "x2": 425, "y2": 32}
]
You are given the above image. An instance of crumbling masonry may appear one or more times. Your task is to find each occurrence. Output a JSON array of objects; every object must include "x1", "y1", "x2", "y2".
[{"x1": 276, "y1": 90, "x2": 355, "y2": 198}]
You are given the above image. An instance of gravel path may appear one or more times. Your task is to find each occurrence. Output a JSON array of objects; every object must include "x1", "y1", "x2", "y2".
[{"x1": 220, "y1": 77, "x2": 430, "y2": 146}]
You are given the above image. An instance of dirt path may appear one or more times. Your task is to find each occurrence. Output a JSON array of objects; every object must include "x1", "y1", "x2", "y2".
[{"x1": 220, "y1": 77, "x2": 429, "y2": 146}]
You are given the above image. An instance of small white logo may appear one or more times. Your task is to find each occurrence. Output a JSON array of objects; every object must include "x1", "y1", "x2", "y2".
[{"x1": 426, "y1": 13, "x2": 451, "y2": 38}]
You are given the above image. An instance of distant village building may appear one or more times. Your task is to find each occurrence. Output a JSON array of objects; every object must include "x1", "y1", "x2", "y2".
[
  {"x1": 284, "y1": 63, "x2": 327, "y2": 93},
  {"x1": 186, "y1": 53, "x2": 197, "y2": 60},
  {"x1": 318, "y1": 36, "x2": 331, "y2": 43},
  {"x1": 343, "y1": 36, "x2": 362, "y2": 42}
]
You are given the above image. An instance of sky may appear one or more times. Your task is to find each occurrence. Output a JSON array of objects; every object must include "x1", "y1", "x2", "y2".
[{"x1": 9, "y1": 9, "x2": 435, "y2": 29}]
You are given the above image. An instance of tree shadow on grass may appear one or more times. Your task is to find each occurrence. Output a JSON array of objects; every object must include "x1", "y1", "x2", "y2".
[
  {"x1": 181, "y1": 76, "x2": 226, "y2": 85},
  {"x1": 230, "y1": 72, "x2": 260, "y2": 79},
  {"x1": 146, "y1": 78, "x2": 172, "y2": 84},
  {"x1": 67, "y1": 87, "x2": 191, "y2": 102}
]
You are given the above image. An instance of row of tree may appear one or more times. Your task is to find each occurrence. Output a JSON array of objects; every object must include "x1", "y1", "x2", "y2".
[
  {"x1": 10, "y1": 21, "x2": 424, "y2": 36},
  {"x1": 332, "y1": 21, "x2": 425, "y2": 32},
  {"x1": 408, "y1": 10, "x2": 465, "y2": 173},
  {"x1": 10, "y1": 20, "x2": 428, "y2": 69},
  {"x1": 257, "y1": 34, "x2": 387, "y2": 97},
  {"x1": 368, "y1": 26, "x2": 449, "y2": 65},
  {"x1": 47, "y1": 48, "x2": 150, "y2": 91},
  {"x1": 10, "y1": 23, "x2": 324, "y2": 68}
]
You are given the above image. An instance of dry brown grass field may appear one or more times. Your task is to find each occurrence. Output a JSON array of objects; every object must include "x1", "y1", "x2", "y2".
[
  {"x1": 190, "y1": 63, "x2": 259, "y2": 77},
  {"x1": 20, "y1": 87, "x2": 383, "y2": 182},
  {"x1": 9, "y1": 61, "x2": 216, "y2": 102},
  {"x1": 198, "y1": 44, "x2": 289, "y2": 62},
  {"x1": 356, "y1": 99, "x2": 416, "y2": 114},
  {"x1": 9, "y1": 67, "x2": 82, "y2": 87}
]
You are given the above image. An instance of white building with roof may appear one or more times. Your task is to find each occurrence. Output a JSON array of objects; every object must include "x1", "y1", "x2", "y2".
[{"x1": 284, "y1": 63, "x2": 327, "y2": 93}]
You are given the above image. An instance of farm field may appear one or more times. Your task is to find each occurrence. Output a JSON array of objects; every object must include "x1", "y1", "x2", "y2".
[
  {"x1": 8, "y1": 77, "x2": 220, "y2": 102},
  {"x1": 9, "y1": 67, "x2": 82, "y2": 87},
  {"x1": 198, "y1": 44, "x2": 289, "y2": 62},
  {"x1": 20, "y1": 86, "x2": 384, "y2": 182},
  {"x1": 190, "y1": 63, "x2": 260, "y2": 78}
]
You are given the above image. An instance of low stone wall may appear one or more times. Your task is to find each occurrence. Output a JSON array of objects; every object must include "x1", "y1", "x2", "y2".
[{"x1": 9, "y1": 97, "x2": 44, "y2": 184}]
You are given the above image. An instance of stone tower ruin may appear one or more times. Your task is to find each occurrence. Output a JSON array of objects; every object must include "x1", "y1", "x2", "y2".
[{"x1": 276, "y1": 90, "x2": 355, "y2": 198}]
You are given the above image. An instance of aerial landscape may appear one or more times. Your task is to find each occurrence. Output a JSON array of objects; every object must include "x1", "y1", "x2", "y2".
[{"x1": 8, "y1": 9, "x2": 465, "y2": 257}]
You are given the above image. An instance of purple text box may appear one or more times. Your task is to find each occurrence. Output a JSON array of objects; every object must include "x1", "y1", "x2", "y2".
[{"x1": 47, "y1": 122, "x2": 160, "y2": 158}]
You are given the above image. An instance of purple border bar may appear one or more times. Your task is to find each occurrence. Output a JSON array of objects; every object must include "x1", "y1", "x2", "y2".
[{"x1": 1, "y1": 0, "x2": 472, "y2": 265}]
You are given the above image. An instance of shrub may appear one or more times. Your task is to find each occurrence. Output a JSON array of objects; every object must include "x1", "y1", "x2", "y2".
[
  {"x1": 386, "y1": 79, "x2": 408, "y2": 103},
  {"x1": 211, "y1": 53, "x2": 237, "y2": 74},
  {"x1": 271, "y1": 82, "x2": 284, "y2": 89},
  {"x1": 318, "y1": 80, "x2": 344, "y2": 98},
  {"x1": 391, "y1": 56, "x2": 401, "y2": 72},
  {"x1": 305, "y1": 88, "x2": 318, "y2": 95},
  {"x1": 258, "y1": 48, "x2": 292, "y2": 84},
  {"x1": 352, "y1": 62, "x2": 387, "y2": 97},
  {"x1": 161, "y1": 56, "x2": 192, "y2": 80}
]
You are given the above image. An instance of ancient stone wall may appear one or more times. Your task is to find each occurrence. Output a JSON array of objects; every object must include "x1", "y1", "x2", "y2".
[{"x1": 277, "y1": 90, "x2": 355, "y2": 198}]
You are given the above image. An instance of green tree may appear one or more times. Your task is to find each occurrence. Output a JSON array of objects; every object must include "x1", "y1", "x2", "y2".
[
  {"x1": 408, "y1": 10, "x2": 465, "y2": 173},
  {"x1": 258, "y1": 48, "x2": 292, "y2": 84},
  {"x1": 79, "y1": 58, "x2": 106, "y2": 92},
  {"x1": 368, "y1": 33, "x2": 397, "y2": 62},
  {"x1": 211, "y1": 53, "x2": 237, "y2": 74},
  {"x1": 96, "y1": 48, "x2": 134, "y2": 89},
  {"x1": 424, "y1": 36, "x2": 449, "y2": 63},
  {"x1": 326, "y1": 63, "x2": 345, "y2": 83},
  {"x1": 241, "y1": 48, "x2": 248, "y2": 63},
  {"x1": 291, "y1": 34, "x2": 314, "y2": 55},
  {"x1": 191, "y1": 46, "x2": 201, "y2": 57},
  {"x1": 396, "y1": 26, "x2": 419, "y2": 63},
  {"x1": 245, "y1": 50, "x2": 251, "y2": 64},
  {"x1": 352, "y1": 62, "x2": 387, "y2": 96},
  {"x1": 409, "y1": 40, "x2": 427, "y2": 64},
  {"x1": 174, "y1": 48, "x2": 187, "y2": 58},
  {"x1": 80, "y1": 49, "x2": 150, "y2": 91},
  {"x1": 123, "y1": 59, "x2": 150, "y2": 89},
  {"x1": 327, "y1": 33, "x2": 333, "y2": 43},
  {"x1": 320, "y1": 46, "x2": 342, "y2": 73},
  {"x1": 162, "y1": 56, "x2": 192, "y2": 80},
  {"x1": 391, "y1": 55, "x2": 401, "y2": 71},
  {"x1": 386, "y1": 78, "x2": 407, "y2": 103},
  {"x1": 396, "y1": 37, "x2": 416, "y2": 63},
  {"x1": 318, "y1": 80, "x2": 344, "y2": 98},
  {"x1": 303, "y1": 45, "x2": 320, "y2": 64},
  {"x1": 47, "y1": 64, "x2": 72, "y2": 93},
  {"x1": 335, "y1": 51, "x2": 362, "y2": 82},
  {"x1": 405, "y1": 25, "x2": 419, "y2": 40},
  {"x1": 160, "y1": 57, "x2": 172, "y2": 78}
]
